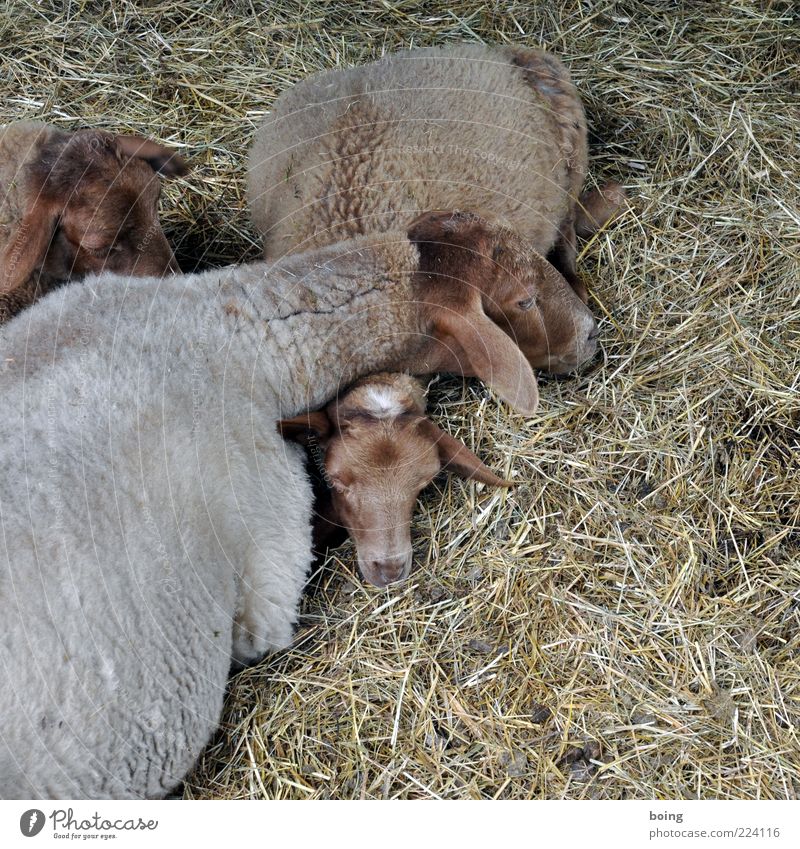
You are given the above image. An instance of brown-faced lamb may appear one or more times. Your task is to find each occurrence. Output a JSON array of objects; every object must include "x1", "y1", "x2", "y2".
[
  {"x1": 280, "y1": 372, "x2": 510, "y2": 587},
  {"x1": 0, "y1": 212, "x2": 542, "y2": 799},
  {"x1": 247, "y1": 43, "x2": 625, "y2": 358},
  {"x1": 0, "y1": 121, "x2": 188, "y2": 323}
]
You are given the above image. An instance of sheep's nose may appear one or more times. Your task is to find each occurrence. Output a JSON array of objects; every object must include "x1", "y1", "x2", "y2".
[
  {"x1": 363, "y1": 553, "x2": 413, "y2": 587},
  {"x1": 574, "y1": 317, "x2": 600, "y2": 369}
]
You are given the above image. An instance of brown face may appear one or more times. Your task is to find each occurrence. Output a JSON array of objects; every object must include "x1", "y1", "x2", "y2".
[
  {"x1": 0, "y1": 128, "x2": 185, "y2": 302},
  {"x1": 410, "y1": 212, "x2": 599, "y2": 378},
  {"x1": 278, "y1": 377, "x2": 511, "y2": 588},
  {"x1": 484, "y1": 229, "x2": 599, "y2": 374},
  {"x1": 50, "y1": 154, "x2": 180, "y2": 280},
  {"x1": 324, "y1": 418, "x2": 442, "y2": 588}
]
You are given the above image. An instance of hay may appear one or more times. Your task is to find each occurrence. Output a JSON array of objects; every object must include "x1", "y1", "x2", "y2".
[{"x1": 2, "y1": 0, "x2": 798, "y2": 799}]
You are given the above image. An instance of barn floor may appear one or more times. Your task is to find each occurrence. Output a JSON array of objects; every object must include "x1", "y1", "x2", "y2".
[{"x1": 3, "y1": 0, "x2": 798, "y2": 799}]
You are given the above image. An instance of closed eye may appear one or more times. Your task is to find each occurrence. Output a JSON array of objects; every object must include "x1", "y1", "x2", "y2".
[
  {"x1": 517, "y1": 296, "x2": 538, "y2": 311},
  {"x1": 83, "y1": 245, "x2": 110, "y2": 258},
  {"x1": 82, "y1": 242, "x2": 121, "y2": 257}
]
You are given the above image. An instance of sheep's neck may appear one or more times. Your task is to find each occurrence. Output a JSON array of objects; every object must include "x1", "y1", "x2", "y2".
[{"x1": 212, "y1": 242, "x2": 429, "y2": 415}]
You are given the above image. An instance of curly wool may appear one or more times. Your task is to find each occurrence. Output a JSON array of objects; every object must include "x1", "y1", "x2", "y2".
[
  {"x1": 0, "y1": 233, "x2": 422, "y2": 798},
  {"x1": 247, "y1": 43, "x2": 586, "y2": 258}
]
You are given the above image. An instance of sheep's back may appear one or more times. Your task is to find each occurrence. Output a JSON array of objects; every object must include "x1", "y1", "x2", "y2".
[
  {"x1": 248, "y1": 44, "x2": 587, "y2": 258},
  {"x1": 0, "y1": 294, "x2": 238, "y2": 796},
  {"x1": 0, "y1": 276, "x2": 259, "y2": 798}
]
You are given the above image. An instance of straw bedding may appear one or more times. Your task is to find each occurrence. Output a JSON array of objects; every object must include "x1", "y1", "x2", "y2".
[{"x1": 1, "y1": 0, "x2": 797, "y2": 799}]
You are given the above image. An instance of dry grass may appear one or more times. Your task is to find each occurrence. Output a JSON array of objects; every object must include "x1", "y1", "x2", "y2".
[{"x1": 2, "y1": 0, "x2": 798, "y2": 799}]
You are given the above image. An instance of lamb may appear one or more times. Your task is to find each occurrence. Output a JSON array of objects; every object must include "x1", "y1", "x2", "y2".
[
  {"x1": 0, "y1": 121, "x2": 188, "y2": 323},
  {"x1": 247, "y1": 43, "x2": 625, "y2": 357},
  {"x1": 0, "y1": 212, "x2": 541, "y2": 799},
  {"x1": 279, "y1": 372, "x2": 510, "y2": 587}
]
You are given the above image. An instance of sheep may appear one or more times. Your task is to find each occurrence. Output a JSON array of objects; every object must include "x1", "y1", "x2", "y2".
[
  {"x1": 247, "y1": 43, "x2": 625, "y2": 361},
  {"x1": 0, "y1": 121, "x2": 188, "y2": 323},
  {"x1": 279, "y1": 372, "x2": 510, "y2": 587},
  {"x1": 0, "y1": 211, "x2": 543, "y2": 799}
]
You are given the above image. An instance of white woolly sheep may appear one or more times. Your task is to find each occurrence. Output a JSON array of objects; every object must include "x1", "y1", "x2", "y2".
[
  {"x1": 0, "y1": 213, "x2": 542, "y2": 799},
  {"x1": 0, "y1": 121, "x2": 187, "y2": 323}
]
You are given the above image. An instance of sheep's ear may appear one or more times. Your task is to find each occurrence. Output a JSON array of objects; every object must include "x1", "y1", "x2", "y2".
[
  {"x1": 277, "y1": 410, "x2": 332, "y2": 444},
  {"x1": 416, "y1": 419, "x2": 512, "y2": 487},
  {"x1": 407, "y1": 209, "x2": 490, "y2": 260},
  {"x1": 408, "y1": 209, "x2": 474, "y2": 237},
  {"x1": 0, "y1": 196, "x2": 60, "y2": 295},
  {"x1": 575, "y1": 182, "x2": 627, "y2": 238},
  {"x1": 408, "y1": 210, "x2": 539, "y2": 416},
  {"x1": 114, "y1": 134, "x2": 189, "y2": 178},
  {"x1": 432, "y1": 296, "x2": 539, "y2": 416}
]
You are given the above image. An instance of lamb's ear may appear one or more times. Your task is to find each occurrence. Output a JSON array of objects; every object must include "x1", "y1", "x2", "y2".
[
  {"x1": 432, "y1": 296, "x2": 539, "y2": 416},
  {"x1": 277, "y1": 410, "x2": 332, "y2": 444},
  {"x1": 114, "y1": 134, "x2": 189, "y2": 178},
  {"x1": 416, "y1": 419, "x2": 512, "y2": 487},
  {"x1": 0, "y1": 195, "x2": 60, "y2": 295}
]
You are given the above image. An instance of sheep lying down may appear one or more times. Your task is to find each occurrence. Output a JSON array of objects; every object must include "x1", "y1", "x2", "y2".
[
  {"x1": 0, "y1": 121, "x2": 187, "y2": 323},
  {"x1": 280, "y1": 372, "x2": 511, "y2": 587},
  {"x1": 248, "y1": 42, "x2": 625, "y2": 306},
  {"x1": 0, "y1": 214, "x2": 545, "y2": 799}
]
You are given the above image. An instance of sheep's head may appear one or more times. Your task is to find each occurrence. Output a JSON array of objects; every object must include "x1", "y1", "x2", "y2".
[
  {"x1": 1, "y1": 128, "x2": 187, "y2": 295},
  {"x1": 279, "y1": 374, "x2": 510, "y2": 588},
  {"x1": 408, "y1": 210, "x2": 599, "y2": 402}
]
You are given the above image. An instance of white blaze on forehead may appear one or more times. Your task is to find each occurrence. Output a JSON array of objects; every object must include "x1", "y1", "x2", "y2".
[{"x1": 362, "y1": 385, "x2": 407, "y2": 419}]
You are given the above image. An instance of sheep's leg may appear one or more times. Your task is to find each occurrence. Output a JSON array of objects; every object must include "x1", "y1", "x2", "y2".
[
  {"x1": 223, "y1": 439, "x2": 315, "y2": 665},
  {"x1": 232, "y1": 592, "x2": 295, "y2": 665},
  {"x1": 231, "y1": 517, "x2": 314, "y2": 664},
  {"x1": 549, "y1": 182, "x2": 627, "y2": 303},
  {"x1": 232, "y1": 549, "x2": 309, "y2": 664}
]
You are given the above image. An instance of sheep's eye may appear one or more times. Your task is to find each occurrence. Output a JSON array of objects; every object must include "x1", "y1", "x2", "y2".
[
  {"x1": 517, "y1": 296, "x2": 537, "y2": 311},
  {"x1": 492, "y1": 245, "x2": 505, "y2": 262},
  {"x1": 84, "y1": 245, "x2": 110, "y2": 258},
  {"x1": 82, "y1": 242, "x2": 117, "y2": 258}
]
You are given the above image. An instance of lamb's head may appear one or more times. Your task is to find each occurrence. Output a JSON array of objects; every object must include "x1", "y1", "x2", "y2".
[
  {"x1": 408, "y1": 209, "x2": 599, "y2": 381},
  {"x1": 279, "y1": 373, "x2": 510, "y2": 588},
  {"x1": 1, "y1": 128, "x2": 187, "y2": 295}
]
